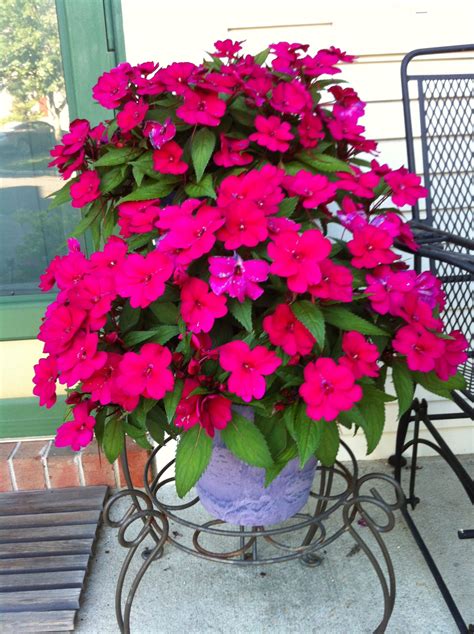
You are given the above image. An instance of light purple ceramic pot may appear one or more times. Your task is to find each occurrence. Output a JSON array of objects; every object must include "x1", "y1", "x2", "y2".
[{"x1": 196, "y1": 407, "x2": 317, "y2": 526}]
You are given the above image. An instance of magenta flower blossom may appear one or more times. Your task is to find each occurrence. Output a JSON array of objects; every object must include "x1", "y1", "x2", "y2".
[
  {"x1": 263, "y1": 304, "x2": 316, "y2": 356},
  {"x1": 117, "y1": 343, "x2": 174, "y2": 400},
  {"x1": 116, "y1": 251, "x2": 173, "y2": 308},
  {"x1": 219, "y1": 341, "x2": 281, "y2": 402},
  {"x1": 143, "y1": 118, "x2": 176, "y2": 149},
  {"x1": 81, "y1": 353, "x2": 122, "y2": 405},
  {"x1": 330, "y1": 86, "x2": 365, "y2": 122},
  {"x1": 55, "y1": 401, "x2": 96, "y2": 451},
  {"x1": 117, "y1": 98, "x2": 149, "y2": 133},
  {"x1": 434, "y1": 331, "x2": 468, "y2": 380},
  {"x1": 348, "y1": 225, "x2": 399, "y2": 269},
  {"x1": 414, "y1": 271, "x2": 445, "y2": 310},
  {"x1": 283, "y1": 171, "x2": 337, "y2": 208},
  {"x1": 270, "y1": 42, "x2": 309, "y2": 74},
  {"x1": 268, "y1": 229, "x2": 331, "y2": 293},
  {"x1": 70, "y1": 171, "x2": 101, "y2": 208},
  {"x1": 90, "y1": 236, "x2": 128, "y2": 272},
  {"x1": 298, "y1": 112, "x2": 325, "y2": 148},
  {"x1": 336, "y1": 168, "x2": 379, "y2": 198},
  {"x1": 157, "y1": 62, "x2": 197, "y2": 95},
  {"x1": 176, "y1": 89, "x2": 226, "y2": 126},
  {"x1": 340, "y1": 332, "x2": 379, "y2": 379},
  {"x1": 92, "y1": 66, "x2": 130, "y2": 109},
  {"x1": 300, "y1": 50, "x2": 342, "y2": 77},
  {"x1": 33, "y1": 356, "x2": 58, "y2": 408},
  {"x1": 271, "y1": 80, "x2": 310, "y2": 114},
  {"x1": 393, "y1": 325, "x2": 445, "y2": 372},
  {"x1": 118, "y1": 199, "x2": 161, "y2": 237},
  {"x1": 69, "y1": 273, "x2": 116, "y2": 330},
  {"x1": 156, "y1": 198, "x2": 201, "y2": 230},
  {"x1": 209, "y1": 254, "x2": 269, "y2": 302},
  {"x1": 57, "y1": 332, "x2": 107, "y2": 387},
  {"x1": 299, "y1": 358, "x2": 363, "y2": 421},
  {"x1": 61, "y1": 119, "x2": 90, "y2": 155},
  {"x1": 180, "y1": 278, "x2": 227, "y2": 333},
  {"x1": 385, "y1": 167, "x2": 428, "y2": 207},
  {"x1": 309, "y1": 259, "x2": 353, "y2": 303},
  {"x1": 38, "y1": 304, "x2": 86, "y2": 354},
  {"x1": 397, "y1": 293, "x2": 443, "y2": 331},
  {"x1": 152, "y1": 140, "x2": 188, "y2": 174},
  {"x1": 214, "y1": 135, "x2": 253, "y2": 167},
  {"x1": 249, "y1": 115, "x2": 294, "y2": 152},
  {"x1": 213, "y1": 39, "x2": 243, "y2": 59},
  {"x1": 217, "y1": 166, "x2": 284, "y2": 215},
  {"x1": 366, "y1": 267, "x2": 417, "y2": 315},
  {"x1": 218, "y1": 202, "x2": 268, "y2": 249},
  {"x1": 175, "y1": 378, "x2": 232, "y2": 437}
]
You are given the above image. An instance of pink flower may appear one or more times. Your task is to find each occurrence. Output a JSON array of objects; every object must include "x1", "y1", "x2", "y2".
[
  {"x1": 55, "y1": 401, "x2": 96, "y2": 451},
  {"x1": 263, "y1": 304, "x2": 316, "y2": 356},
  {"x1": 219, "y1": 341, "x2": 281, "y2": 402},
  {"x1": 156, "y1": 198, "x2": 201, "y2": 230},
  {"x1": 118, "y1": 199, "x2": 161, "y2": 237},
  {"x1": 217, "y1": 166, "x2": 284, "y2": 216},
  {"x1": 348, "y1": 225, "x2": 398, "y2": 269},
  {"x1": 283, "y1": 171, "x2": 337, "y2": 208},
  {"x1": 214, "y1": 135, "x2": 253, "y2": 167},
  {"x1": 177, "y1": 89, "x2": 226, "y2": 126},
  {"x1": 175, "y1": 378, "x2": 232, "y2": 437},
  {"x1": 209, "y1": 254, "x2": 269, "y2": 302},
  {"x1": 385, "y1": 167, "x2": 428, "y2": 207},
  {"x1": 268, "y1": 229, "x2": 331, "y2": 293},
  {"x1": 330, "y1": 86, "x2": 365, "y2": 121},
  {"x1": 336, "y1": 169, "x2": 379, "y2": 198},
  {"x1": 61, "y1": 119, "x2": 90, "y2": 155},
  {"x1": 397, "y1": 293, "x2": 442, "y2": 331},
  {"x1": 157, "y1": 62, "x2": 196, "y2": 94},
  {"x1": 181, "y1": 278, "x2": 227, "y2": 333},
  {"x1": 153, "y1": 141, "x2": 188, "y2": 174},
  {"x1": 93, "y1": 66, "x2": 130, "y2": 109},
  {"x1": 434, "y1": 331, "x2": 468, "y2": 380},
  {"x1": 414, "y1": 272, "x2": 445, "y2": 310},
  {"x1": 116, "y1": 251, "x2": 173, "y2": 308},
  {"x1": 90, "y1": 236, "x2": 128, "y2": 271},
  {"x1": 217, "y1": 202, "x2": 268, "y2": 249},
  {"x1": 393, "y1": 325, "x2": 445, "y2": 372},
  {"x1": 300, "y1": 358, "x2": 363, "y2": 421},
  {"x1": 271, "y1": 80, "x2": 310, "y2": 114},
  {"x1": 249, "y1": 115, "x2": 294, "y2": 152},
  {"x1": 371, "y1": 212, "x2": 418, "y2": 252},
  {"x1": 298, "y1": 112, "x2": 325, "y2": 148},
  {"x1": 38, "y1": 304, "x2": 86, "y2": 354},
  {"x1": 70, "y1": 171, "x2": 101, "y2": 208},
  {"x1": 117, "y1": 98, "x2": 149, "y2": 133},
  {"x1": 144, "y1": 118, "x2": 176, "y2": 149},
  {"x1": 340, "y1": 332, "x2": 379, "y2": 379},
  {"x1": 57, "y1": 332, "x2": 107, "y2": 387},
  {"x1": 214, "y1": 39, "x2": 243, "y2": 59},
  {"x1": 68, "y1": 273, "x2": 116, "y2": 329},
  {"x1": 116, "y1": 343, "x2": 174, "y2": 399},
  {"x1": 300, "y1": 50, "x2": 342, "y2": 77},
  {"x1": 309, "y1": 260, "x2": 353, "y2": 303},
  {"x1": 33, "y1": 356, "x2": 58, "y2": 408},
  {"x1": 81, "y1": 353, "x2": 122, "y2": 405},
  {"x1": 366, "y1": 267, "x2": 417, "y2": 315},
  {"x1": 270, "y1": 42, "x2": 309, "y2": 74}
]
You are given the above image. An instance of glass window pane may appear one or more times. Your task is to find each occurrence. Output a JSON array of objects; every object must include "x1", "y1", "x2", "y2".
[{"x1": 0, "y1": 0, "x2": 81, "y2": 296}]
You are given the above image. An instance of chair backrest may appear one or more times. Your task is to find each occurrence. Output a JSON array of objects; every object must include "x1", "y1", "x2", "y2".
[{"x1": 401, "y1": 45, "x2": 474, "y2": 404}]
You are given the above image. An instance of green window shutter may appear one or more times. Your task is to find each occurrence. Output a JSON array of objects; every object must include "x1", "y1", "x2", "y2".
[{"x1": 56, "y1": 0, "x2": 126, "y2": 124}]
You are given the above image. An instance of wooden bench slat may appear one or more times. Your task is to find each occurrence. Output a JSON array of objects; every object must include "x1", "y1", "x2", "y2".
[
  {"x1": 0, "y1": 554, "x2": 89, "y2": 574},
  {"x1": 0, "y1": 587, "x2": 81, "y2": 612},
  {"x1": 0, "y1": 510, "x2": 101, "y2": 529},
  {"x1": 0, "y1": 486, "x2": 107, "y2": 516},
  {"x1": 0, "y1": 610, "x2": 76, "y2": 633},
  {"x1": 0, "y1": 539, "x2": 93, "y2": 559},
  {"x1": 0, "y1": 524, "x2": 98, "y2": 544},
  {"x1": 0, "y1": 569, "x2": 85, "y2": 591}
]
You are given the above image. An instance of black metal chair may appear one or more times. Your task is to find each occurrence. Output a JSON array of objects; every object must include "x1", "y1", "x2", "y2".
[{"x1": 390, "y1": 44, "x2": 474, "y2": 633}]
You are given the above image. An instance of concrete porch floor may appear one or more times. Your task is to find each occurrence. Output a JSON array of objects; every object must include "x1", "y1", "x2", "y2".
[{"x1": 76, "y1": 455, "x2": 473, "y2": 633}]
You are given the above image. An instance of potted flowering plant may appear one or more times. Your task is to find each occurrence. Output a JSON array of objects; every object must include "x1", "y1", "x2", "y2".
[{"x1": 34, "y1": 40, "x2": 467, "y2": 525}]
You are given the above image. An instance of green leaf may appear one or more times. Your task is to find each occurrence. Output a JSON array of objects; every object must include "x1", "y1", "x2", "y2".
[
  {"x1": 123, "y1": 422, "x2": 153, "y2": 450},
  {"x1": 131, "y1": 398, "x2": 156, "y2": 428},
  {"x1": 357, "y1": 386, "x2": 389, "y2": 454},
  {"x1": 94, "y1": 146, "x2": 142, "y2": 166},
  {"x1": 70, "y1": 203, "x2": 102, "y2": 238},
  {"x1": 118, "y1": 180, "x2": 177, "y2": 203},
  {"x1": 163, "y1": 378, "x2": 184, "y2": 423},
  {"x1": 123, "y1": 325, "x2": 179, "y2": 347},
  {"x1": 48, "y1": 180, "x2": 74, "y2": 209},
  {"x1": 292, "y1": 300, "x2": 325, "y2": 348},
  {"x1": 149, "y1": 301, "x2": 179, "y2": 324},
  {"x1": 94, "y1": 408, "x2": 108, "y2": 446},
  {"x1": 278, "y1": 197, "x2": 298, "y2": 217},
  {"x1": 284, "y1": 402, "x2": 322, "y2": 467},
  {"x1": 191, "y1": 127, "x2": 216, "y2": 182},
  {"x1": 103, "y1": 418, "x2": 125, "y2": 463},
  {"x1": 315, "y1": 422, "x2": 340, "y2": 466},
  {"x1": 100, "y1": 165, "x2": 127, "y2": 194},
  {"x1": 264, "y1": 442, "x2": 298, "y2": 486},
  {"x1": 322, "y1": 306, "x2": 389, "y2": 336},
  {"x1": 184, "y1": 173, "x2": 216, "y2": 199},
  {"x1": 146, "y1": 414, "x2": 165, "y2": 445},
  {"x1": 253, "y1": 47, "x2": 270, "y2": 66},
  {"x1": 392, "y1": 359, "x2": 414, "y2": 417},
  {"x1": 229, "y1": 298, "x2": 252, "y2": 332},
  {"x1": 221, "y1": 411, "x2": 273, "y2": 468},
  {"x1": 229, "y1": 96, "x2": 256, "y2": 127},
  {"x1": 175, "y1": 426, "x2": 213, "y2": 498},
  {"x1": 254, "y1": 413, "x2": 287, "y2": 459},
  {"x1": 413, "y1": 370, "x2": 466, "y2": 400},
  {"x1": 296, "y1": 152, "x2": 353, "y2": 173},
  {"x1": 119, "y1": 302, "x2": 141, "y2": 333}
]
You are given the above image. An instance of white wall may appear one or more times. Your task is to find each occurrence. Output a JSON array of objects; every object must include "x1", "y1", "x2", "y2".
[{"x1": 121, "y1": 0, "x2": 474, "y2": 459}]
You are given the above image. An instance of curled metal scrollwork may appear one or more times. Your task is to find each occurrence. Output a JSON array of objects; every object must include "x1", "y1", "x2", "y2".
[{"x1": 104, "y1": 441, "x2": 405, "y2": 634}]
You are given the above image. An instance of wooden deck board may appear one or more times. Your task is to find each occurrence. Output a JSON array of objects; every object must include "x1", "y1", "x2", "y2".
[{"x1": 0, "y1": 486, "x2": 107, "y2": 631}]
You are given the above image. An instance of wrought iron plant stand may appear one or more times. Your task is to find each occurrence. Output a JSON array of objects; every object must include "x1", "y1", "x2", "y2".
[{"x1": 104, "y1": 438, "x2": 405, "y2": 634}]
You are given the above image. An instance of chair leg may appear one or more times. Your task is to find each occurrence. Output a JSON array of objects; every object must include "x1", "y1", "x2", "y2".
[{"x1": 388, "y1": 404, "x2": 413, "y2": 478}]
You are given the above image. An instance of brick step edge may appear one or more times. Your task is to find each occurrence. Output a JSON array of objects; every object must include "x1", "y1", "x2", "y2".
[{"x1": 0, "y1": 438, "x2": 148, "y2": 492}]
